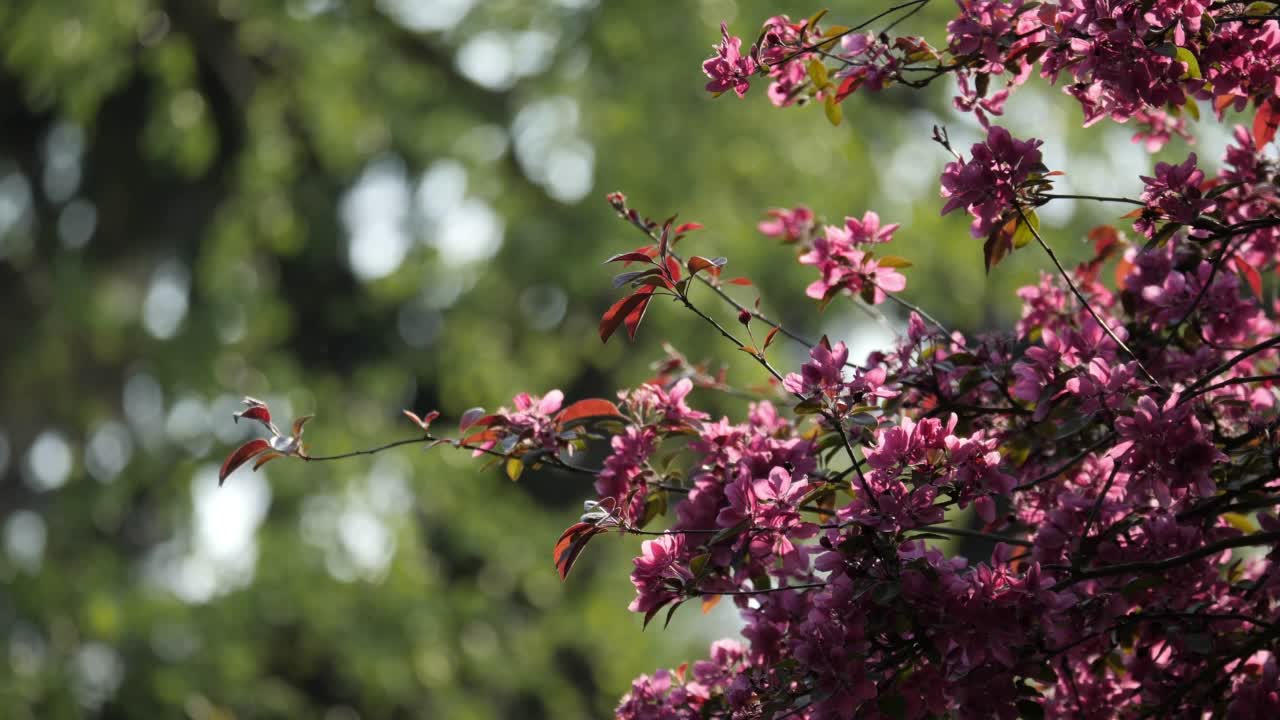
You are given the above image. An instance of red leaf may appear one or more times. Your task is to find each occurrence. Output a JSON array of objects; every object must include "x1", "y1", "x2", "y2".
[
  {"x1": 253, "y1": 452, "x2": 283, "y2": 471},
  {"x1": 461, "y1": 427, "x2": 501, "y2": 448},
  {"x1": 1088, "y1": 225, "x2": 1121, "y2": 259},
  {"x1": 557, "y1": 399, "x2": 623, "y2": 427},
  {"x1": 624, "y1": 287, "x2": 655, "y2": 341},
  {"x1": 701, "y1": 594, "x2": 722, "y2": 614},
  {"x1": 291, "y1": 415, "x2": 313, "y2": 438},
  {"x1": 404, "y1": 409, "x2": 440, "y2": 432},
  {"x1": 220, "y1": 439, "x2": 271, "y2": 486},
  {"x1": 686, "y1": 256, "x2": 728, "y2": 275},
  {"x1": 674, "y1": 222, "x2": 703, "y2": 234},
  {"x1": 763, "y1": 326, "x2": 780, "y2": 350},
  {"x1": 553, "y1": 522, "x2": 605, "y2": 580},
  {"x1": 726, "y1": 277, "x2": 753, "y2": 286},
  {"x1": 664, "y1": 256, "x2": 682, "y2": 283},
  {"x1": 834, "y1": 75, "x2": 861, "y2": 102},
  {"x1": 1114, "y1": 257, "x2": 1135, "y2": 287},
  {"x1": 604, "y1": 251, "x2": 658, "y2": 265},
  {"x1": 1254, "y1": 97, "x2": 1280, "y2": 148},
  {"x1": 1233, "y1": 255, "x2": 1263, "y2": 298},
  {"x1": 983, "y1": 219, "x2": 1015, "y2": 273},
  {"x1": 600, "y1": 292, "x2": 651, "y2": 343},
  {"x1": 643, "y1": 598, "x2": 673, "y2": 629},
  {"x1": 234, "y1": 405, "x2": 271, "y2": 425}
]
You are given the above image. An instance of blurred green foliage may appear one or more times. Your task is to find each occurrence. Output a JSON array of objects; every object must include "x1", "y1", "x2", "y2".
[{"x1": 0, "y1": 0, "x2": 1201, "y2": 717}]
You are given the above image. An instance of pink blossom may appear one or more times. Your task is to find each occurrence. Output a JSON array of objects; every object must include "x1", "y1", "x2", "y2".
[
  {"x1": 702, "y1": 24, "x2": 757, "y2": 98},
  {"x1": 797, "y1": 220, "x2": 908, "y2": 304},
  {"x1": 757, "y1": 206, "x2": 814, "y2": 243},
  {"x1": 1129, "y1": 106, "x2": 1195, "y2": 152}
]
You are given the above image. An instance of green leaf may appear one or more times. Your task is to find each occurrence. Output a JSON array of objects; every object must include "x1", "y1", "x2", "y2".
[
  {"x1": 806, "y1": 9, "x2": 829, "y2": 36},
  {"x1": 1174, "y1": 47, "x2": 1201, "y2": 80},
  {"x1": 808, "y1": 59, "x2": 830, "y2": 90},
  {"x1": 1184, "y1": 98, "x2": 1200, "y2": 122},
  {"x1": 689, "y1": 553, "x2": 711, "y2": 578},
  {"x1": 639, "y1": 489, "x2": 668, "y2": 527},
  {"x1": 824, "y1": 94, "x2": 842, "y2": 126},
  {"x1": 1147, "y1": 222, "x2": 1182, "y2": 250},
  {"x1": 876, "y1": 255, "x2": 913, "y2": 268},
  {"x1": 505, "y1": 457, "x2": 524, "y2": 481},
  {"x1": 1012, "y1": 209, "x2": 1040, "y2": 249},
  {"x1": 794, "y1": 396, "x2": 824, "y2": 415}
]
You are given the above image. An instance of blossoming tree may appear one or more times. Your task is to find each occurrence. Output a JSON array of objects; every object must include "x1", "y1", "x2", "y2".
[{"x1": 222, "y1": 1, "x2": 1280, "y2": 717}]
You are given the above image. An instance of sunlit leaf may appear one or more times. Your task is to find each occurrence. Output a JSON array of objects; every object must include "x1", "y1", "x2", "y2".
[
  {"x1": 807, "y1": 59, "x2": 829, "y2": 90},
  {"x1": 687, "y1": 256, "x2": 727, "y2": 275},
  {"x1": 1174, "y1": 47, "x2": 1201, "y2": 79},
  {"x1": 234, "y1": 404, "x2": 271, "y2": 426},
  {"x1": 824, "y1": 94, "x2": 842, "y2": 126},
  {"x1": 553, "y1": 521, "x2": 605, "y2": 580},
  {"x1": 252, "y1": 452, "x2": 283, "y2": 471},
  {"x1": 600, "y1": 292, "x2": 650, "y2": 343},
  {"x1": 1012, "y1": 209, "x2": 1039, "y2": 249},
  {"x1": 219, "y1": 439, "x2": 271, "y2": 486},
  {"x1": 557, "y1": 399, "x2": 624, "y2": 427},
  {"x1": 1232, "y1": 255, "x2": 1263, "y2": 298},
  {"x1": 291, "y1": 415, "x2": 313, "y2": 438},
  {"x1": 763, "y1": 326, "x2": 780, "y2": 350},
  {"x1": 624, "y1": 286, "x2": 655, "y2": 341},
  {"x1": 1254, "y1": 97, "x2": 1280, "y2": 147}
]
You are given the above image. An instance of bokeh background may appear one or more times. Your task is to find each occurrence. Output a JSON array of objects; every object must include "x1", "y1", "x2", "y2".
[{"x1": 0, "y1": 0, "x2": 1228, "y2": 717}]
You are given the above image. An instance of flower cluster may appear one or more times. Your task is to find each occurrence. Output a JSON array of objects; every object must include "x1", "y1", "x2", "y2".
[
  {"x1": 708, "y1": 1, "x2": 1280, "y2": 162},
  {"x1": 702, "y1": 23, "x2": 756, "y2": 98},
  {"x1": 796, "y1": 213, "x2": 908, "y2": 303},
  {"x1": 592, "y1": 5, "x2": 1280, "y2": 717},
  {"x1": 940, "y1": 125, "x2": 1046, "y2": 238},
  {"x1": 1134, "y1": 153, "x2": 1213, "y2": 237}
]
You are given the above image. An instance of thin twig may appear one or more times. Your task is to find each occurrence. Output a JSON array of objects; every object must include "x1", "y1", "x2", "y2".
[
  {"x1": 1052, "y1": 531, "x2": 1280, "y2": 589},
  {"x1": 1015, "y1": 434, "x2": 1114, "y2": 491},
  {"x1": 1015, "y1": 203, "x2": 1162, "y2": 389}
]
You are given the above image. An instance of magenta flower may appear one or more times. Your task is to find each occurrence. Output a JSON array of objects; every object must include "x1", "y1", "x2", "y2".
[
  {"x1": 702, "y1": 24, "x2": 757, "y2": 98},
  {"x1": 842, "y1": 211, "x2": 899, "y2": 245},
  {"x1": 1130, "y1": 106, "x2": 1194, "y2": 152},
  {"x1": 629, "y1": 533, "x2": 692, "y2": 615},
  {"x1": 783, "y1": 340, "x2": 848, "y2": 397},
  {"x1": 624, "y1": 378, "x2": 710, "y2": 426},
  {"x1": 798, "y1": 221, "x2": 908, "y2": 304},
  {"x1": 757, "y1": 206, "x2": 815, "y2": 243},
  {"x1": 594, "y1": 426, "x2": 657, "y2": 525},
  {"x1": 1136, "y1": 152, "x2": 1213, "y2": 236},
  {"x1": 940, "y1": 125, "x2": 1045, "y2": 238}
]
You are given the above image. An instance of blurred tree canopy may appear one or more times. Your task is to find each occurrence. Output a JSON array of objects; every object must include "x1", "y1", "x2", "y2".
[{"x1": 0, "y1": 0, "x2": 1203, "y2": 717}]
